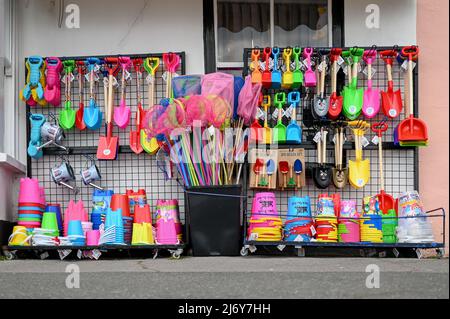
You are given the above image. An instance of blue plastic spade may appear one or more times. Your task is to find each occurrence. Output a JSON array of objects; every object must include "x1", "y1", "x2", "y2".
[
  {"x1": 286, "y1": 91, "x2": 302, "y2": 144},
  {"x1": 84, "y1": 58, "x2": 103, "y2": 130}
]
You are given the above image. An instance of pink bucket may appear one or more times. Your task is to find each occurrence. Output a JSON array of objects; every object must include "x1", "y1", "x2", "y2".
[
  {"x1": 156, "y1": 218, "x2": 178, "y2": 244},
  {"x1": 251, "y1": 192, "x2": 278, "y2": 219},
  {"x1": 86, "y1": 230, "x2": 100, "y2": 246},
  {"x1": 18, "y1": 178, "x2": 41, "y2": 204},
  {"x1": 338, "y1": 219, "x2": 360, "y2": 242}
]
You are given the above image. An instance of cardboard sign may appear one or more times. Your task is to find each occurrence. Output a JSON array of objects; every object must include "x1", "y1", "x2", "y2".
[{"x1": 277, "y1": 148, "x2": 306, "y2": 190}]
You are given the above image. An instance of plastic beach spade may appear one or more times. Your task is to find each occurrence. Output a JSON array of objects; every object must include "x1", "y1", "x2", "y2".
[
  {"x1": 272, "y1": 92, "x2": 286, "y2": 144},
  {"x1": 114, "y1": 56, "x2": 132, "y2": 129},
  {"x1": 286, "y1": 91, "x2": 302, "y2": 144},
  {"x1": 342, "y1": 48, "x2": 364, "y2": 120},
  {"x1": 84, "y1": 58, "x2": 103, "y2": 130},
  {"x1": 59, "y1": 60, "x2": 76, "y2": 130},
  {"x1": 362, "y1": 48, "x2": 380, "y2": 118}
]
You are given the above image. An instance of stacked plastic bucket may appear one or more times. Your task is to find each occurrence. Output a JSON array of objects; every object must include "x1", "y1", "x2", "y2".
[
  {"x1": 315, "y1": 196, "x2": 338, "y2": 242},
  {"x1": 110, "y1": 194, "x2": 132, "y2": 244},
  {"x1": 284, "y1": 196, "x2": 314, "y2": 242},
  {"x1": 91, "y1": 190, "x2": 114, "y2": 230},
  {"x1": 397, "y1": 191, "x2": 434, "y2": 243},
  {"x1": 360, "y1": 196, "x2": 383, "y2": 243},
  {"x1": 17, "y1": 178, "x2": 46, "y2": 231},
  {"x1": 382, "y1": 209, "x2": 397, "y2": 243},
  {"x1": 155, "y1": 199, "x2": 182, "y2": 244},
  {"x1": 247, "y1": 193, "x2": 282, "y2": 242},
  {"x1": 338, "y1": 200, "x2": 360, "y2": 243}
]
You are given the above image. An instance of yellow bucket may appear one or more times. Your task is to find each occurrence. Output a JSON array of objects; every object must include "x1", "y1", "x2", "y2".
[
  {"x1": 8, "y1": 226, "x2": 31, "y2": 246},
  {"x1": 132, "y1": 223, "x2": 154, "y2": 245}
]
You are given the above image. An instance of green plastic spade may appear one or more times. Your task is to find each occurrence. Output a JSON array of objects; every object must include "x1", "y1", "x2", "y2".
[
  {"x1": 272, "y1": 92, "x2": 286, "y2": 144},
  {"x1": 343, "y1": 48, "x2": 364, "y2": 120},
  {"x1": 60, "y1": 60, "x2": 76, "y2": 130}
]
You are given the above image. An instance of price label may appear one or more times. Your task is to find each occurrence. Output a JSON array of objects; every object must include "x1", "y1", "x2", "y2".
[
  {"x1": 256, "y1": 108, "x2": 265, "y2": 120},
  {"x1": 259, "y1": 61, "x2": 266, "y2": 71},
  {"x1": 272, "y1": 108, "x2": 279, "y2": 120},
  {"x1": 285, "y1": 105, "x2": 294, "y2": 119},
  {"x1": 310, "y1": 225, "x2": 317, "y2": 236},
  {"x1": 111, "y1": 76, "x2": 119, "y2": 89},
  {"x1": 162, "y1": 71, "x2": 169, "y2": 82},
  {"x1": 362, "y1": 67, "x2": 377, "y2": 78},
  {"x1": 268, "y1": 58, "x2": 274, "y2": 70},
  {"x1": 77, "y1": 250, "x2": 83, "y2": 259},
  {"x1": 57, "y1": 249, "x2": 71, "y2": 260},
  {"x1": 361, "y1": 135, "x2": 370, "y2": 148},
  {"x1": 277, "y1": 245, "x2": 286, "y2": 251},
  {"x1": 337, "y1": 56, "x2": 345, "y2": 66},
  {"x1": 290, "y1": 62, "x2": 296, "y2": 70},
  {"x1": 313, "y1": 132, "x2": 322, "y2": 144},
  {"x1": 294, "y1": 235, "x2": 303, "y2": 242},
  {"x1": 280, "y1": 64, "x2": 287, "y2": 73},
  {"x1": 249, "y1": 233, "x2": 259, "y2": 241},
  {"x1": 371, "y1": 135, "x2": 380, "y2": 145},
  {"x1": 91, "y1": 249, "x2": 102, "y2": 260},
  {"x1": 249, "y1": 245, "x2": 257, "y2": 253},
  {"x1": 124, "y1": 70, "x2": 132, "y2": 82},
  {"x1": 146, "y1": 74, "x2": 154, "y2": 85}
]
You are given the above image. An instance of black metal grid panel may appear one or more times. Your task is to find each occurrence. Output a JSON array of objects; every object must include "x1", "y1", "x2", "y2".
[
  {"x1": 243, "y1": 47, "x2": 418, "y2": 144},
  {"x1": 246, "y1": 148, "x2": 415, "y2": 216},
  {"x1": 28, "y1": 53, "x2": 185, "y2": 149},
  {"x1": 26, "y1": 52, "x2": 186, "y2": 221},
  {"x1": 242, "y1": 46, "x2": 418, "y2": 220}
]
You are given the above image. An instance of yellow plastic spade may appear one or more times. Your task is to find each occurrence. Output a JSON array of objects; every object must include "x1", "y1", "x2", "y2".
[
  {"x1": 142, "y1": 57, "x2": 160, "y2": 155},
  {"x1": 349, "y1": 128, "x2": 370, "y2": 189}
]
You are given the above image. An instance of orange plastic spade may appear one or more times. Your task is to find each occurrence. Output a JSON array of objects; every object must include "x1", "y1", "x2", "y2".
[{"x1": 251, "y1": 49, "x2": 262, "y2": 84}]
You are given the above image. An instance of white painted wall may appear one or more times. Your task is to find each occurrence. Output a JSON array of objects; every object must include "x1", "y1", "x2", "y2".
[{"x1": 344, "y1": 0, "x2": 417, "y2": 46}]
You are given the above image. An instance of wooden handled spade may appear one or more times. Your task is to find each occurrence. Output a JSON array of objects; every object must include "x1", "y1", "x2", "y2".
[
  {"x1": 328, "y1": 48, "x2": 343, "y2": 120},
  {"x1": 279, "y1": 161, "x2": 289, "y2": 190},
  {"x1": 129, "y1": 58, "x2": 144, "y2": 154},
  {"x1": 332, "y1": 126, "x2": 348, "y2": 188},
  {"x1": 97, "y1": 58, "x2": 119, "y2": 161},
  {"x1": 313, "y1": 50, "x2": 330, "y2": 118}
]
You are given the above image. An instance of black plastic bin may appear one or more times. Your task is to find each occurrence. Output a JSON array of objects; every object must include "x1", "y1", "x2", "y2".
[{"x1": 185, "y1": 185, "x2": 242, "y2": 256}]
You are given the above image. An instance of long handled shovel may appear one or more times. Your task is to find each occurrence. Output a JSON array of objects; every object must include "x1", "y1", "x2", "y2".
[
  {"x1": 142, "y1": 57, "x2": 160, "y2": 154},
  {"x1": 97, "y1": 58, "x2": 119, "y2": 161},
  {"x1": 332, "y1": 126, "x2": 348, "y2": 188},
  {"x1": 59, "y1": 60, "x2": 76, "y2": 130},
  {"x1": 272, "y1": 92, "x2": 286, "y2": 144},
  {"x1": 349, "y1": 126, "x2": 370, "y2": 189},
  {"x1": 343, "y1": 48, "x2": 364, "y2": 120},
  {"x1": 313, "y1": 50, "x2": 330, "y2": 118},
  {"x1": 372, "y1": 121, "x2": 395, "y2": 214},
  {"x1": 397, "y1": 46, "x2": 428, "y2": 146},
  {"x1": 129, "y1": 59, "x2": 144, "y2": 154},
  {"x1": 75, "y1": 61, "x2": 86, "y2": 130},
  {"x1": 380, "y1": 49, "x2": 403, "y2": 118},
  {"x1": 84, "y1": 58, "x2": 102, "y2": 130},
  {"x1": 315, "y1": 128, "x2": 331, "y2": 189},
  {"x1": 362, "y1": 47, "x2": 380, "y2": 118},
  {"x1": 328, "y1": 48, "x2": 343, "y2": 120},
  {"x1": 262, "y1": 95, "x2": 272, "y2": 144},
  {"x1": 114, "y1": 56, "x2": 132, "y2": 129}
]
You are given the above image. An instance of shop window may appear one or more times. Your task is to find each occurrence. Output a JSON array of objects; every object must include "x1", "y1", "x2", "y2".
[{"x1": 215, "y1": 0, "x2": 330, "y2": 69}]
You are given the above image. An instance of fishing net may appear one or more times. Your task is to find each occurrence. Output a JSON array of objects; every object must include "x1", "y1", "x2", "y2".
[
  {"x1": 201, "y1": 72, "x2": 234, "y2": 110},
  {"x1": 142, "y1": 104, "x2": 166, "y2": 139},
  {"x1": 205, "y1": 94, "x2": 232, "y2": 128},
  {"x1": 172, "y1": 75, "x2": 202, "y2": 99},
  {"x1": 184, "y1": 95, "x2": 212, "y2": 127}
]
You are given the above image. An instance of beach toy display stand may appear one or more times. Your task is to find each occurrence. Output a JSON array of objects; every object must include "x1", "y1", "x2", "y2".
[
  {"x1": 5, "y1": 52, "x2": 187, "y2": 260},
  {"x1": 239, "y1": 46, "x2": 445, "y2": 258}
]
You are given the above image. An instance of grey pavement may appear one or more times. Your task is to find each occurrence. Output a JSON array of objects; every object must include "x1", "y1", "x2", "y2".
[{"x1": 0, "y1": 257, "x2": 448, "y2": 299}]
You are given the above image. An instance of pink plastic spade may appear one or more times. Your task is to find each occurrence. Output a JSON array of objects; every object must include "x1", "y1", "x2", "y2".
[
  {"x1": 362, "y1": 49, "x2": 380, "y2": 118},
  {"x1": 114, "y1": 56, "x2": 132, "y2": 129},
  {"x1": 303, "y1": 48, "x2": 316, "y2": 87}
]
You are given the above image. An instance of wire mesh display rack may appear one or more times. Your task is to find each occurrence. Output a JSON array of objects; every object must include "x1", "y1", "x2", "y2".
[
  {"x1": 240, "y1": 47, "x2": 445, "y2": 257},
  {"x1": 10, "y1": 52, "x2": 188, "y2": 259}
]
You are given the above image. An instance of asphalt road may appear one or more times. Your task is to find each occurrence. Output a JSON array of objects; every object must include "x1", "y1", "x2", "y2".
[{"x1": 0, "y1": 257, "x2": 448, "y2": 299}]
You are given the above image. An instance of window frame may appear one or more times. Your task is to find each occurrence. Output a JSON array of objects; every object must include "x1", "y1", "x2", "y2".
[{"x1": 203, "y1": 0, "x2": 344, "y2": 72}]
